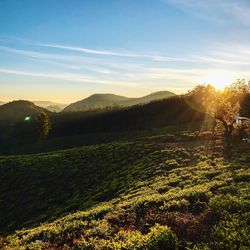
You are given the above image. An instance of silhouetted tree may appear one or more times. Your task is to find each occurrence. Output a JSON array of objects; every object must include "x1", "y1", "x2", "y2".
[{"x1": 36, "y1": 112, "x2": 51, "y2": 140}]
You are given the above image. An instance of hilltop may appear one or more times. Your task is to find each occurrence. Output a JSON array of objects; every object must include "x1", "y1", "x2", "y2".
[
  {"x1": 0, "y1": 101, "x2": 5, "y2": 106},
  {"x1": 63, "y1": 94, "x2": 130, "y2": 112},
  {"x1": 121, "y1": 91, "x2": 176, "y2": 106},
  {"x1": 62, "y1": 91, "x2": 175, "y2": 112},
  {"x1": 0, "y1": 100, "x2": 50, "y2": 122}
]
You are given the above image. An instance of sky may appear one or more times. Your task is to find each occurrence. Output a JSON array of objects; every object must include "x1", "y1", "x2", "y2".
[{"x1": 1, "y1": 0, "x2": 250, "y2": 103}]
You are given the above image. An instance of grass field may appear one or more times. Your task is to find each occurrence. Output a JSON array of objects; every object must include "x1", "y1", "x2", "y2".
[{"x1": 0, "y1": 135, "x2": 249, "y2": 249}]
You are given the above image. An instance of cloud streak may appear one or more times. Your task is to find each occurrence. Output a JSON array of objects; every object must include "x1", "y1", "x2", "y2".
[
  {"x1": 1, "y1": 39, "x2": 250, "y2": 93},
  {"x1": 5, "y1": 39, "x2": 250, "y2": 71},
  {"x1": 0, "y1": 68, "x2": 138, "y2": 87},
  {"x1": 162, "y1": 0, "x2": 250, "y2": 25},
  {"x1": 38, "y1": 43, "x2": 192, "y2": 62},
  {"x1": 0, "y1": 45, "x2": 120, "y2": 74}
]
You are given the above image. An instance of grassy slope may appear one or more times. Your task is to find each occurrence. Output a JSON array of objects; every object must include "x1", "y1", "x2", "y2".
[{"x1": 0, "y1": 139, "x2": 250, "y2": 249}]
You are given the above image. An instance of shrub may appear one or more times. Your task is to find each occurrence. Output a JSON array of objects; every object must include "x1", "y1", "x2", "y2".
[
  {"x1": 209, "y1": 195, "x2": 250, "y2": 215},
  {"x1": 76, "y1": 224, "x2": 177, "y2": 250},
  {"x1": 211, "y1": 214, "x2": 250, "y2": 250}
]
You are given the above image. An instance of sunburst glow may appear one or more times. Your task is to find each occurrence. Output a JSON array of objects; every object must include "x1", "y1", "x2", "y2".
[{"x1": 197, "y1": 72, "x2": 233, "y2": 90}]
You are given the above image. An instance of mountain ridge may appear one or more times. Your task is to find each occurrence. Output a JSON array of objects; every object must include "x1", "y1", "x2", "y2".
[{"x1": 63, "y1": 91, "x2": 175, "y2": 112}]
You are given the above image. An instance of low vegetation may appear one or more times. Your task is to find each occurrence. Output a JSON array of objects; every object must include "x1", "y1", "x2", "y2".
[{"x1": 0, "y1": 137, "x2": 249, "y2": 249}]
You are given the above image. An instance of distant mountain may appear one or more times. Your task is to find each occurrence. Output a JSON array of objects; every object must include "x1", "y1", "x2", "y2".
[
  {"x1": 121, "y1": 91, "x2": 176, "y2": 106},
  {"x1": 46, "y1": 105, "x2": 64, "y2": 112},
  {"x1": 33, "y1": 101, "x2": 67, "y2": 112},
  {"x1": 63, "y1": 94, "x2": 132, "y2": 112},
  {"x1": 0, "y1": 100, "x2": 50, "y2": 122},
  {"x1": 63, "y1": 91, "x2": 175, "y2": 112}
]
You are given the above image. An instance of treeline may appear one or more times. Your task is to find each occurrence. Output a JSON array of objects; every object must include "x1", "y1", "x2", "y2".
[
  {"x1": 50, "y1": 84, "x2": 250, "y2": 138},
  {"x1": 50, "y1": 95, "x2": 205, "y2": 137}
]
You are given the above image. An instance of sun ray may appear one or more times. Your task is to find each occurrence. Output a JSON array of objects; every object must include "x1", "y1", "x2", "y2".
[{"x1": 197, "y1": 71, "x2": 233, "y2": 90}]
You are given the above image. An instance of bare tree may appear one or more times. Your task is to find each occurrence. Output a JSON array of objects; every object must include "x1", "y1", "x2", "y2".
[{"x1": 203, "y1": 86, "x2": 240, "y2": 158}]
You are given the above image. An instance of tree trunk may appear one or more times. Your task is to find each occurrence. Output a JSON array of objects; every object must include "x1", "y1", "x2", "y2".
[
  {"x1": 212, "y1": 118, "x2": 216, "y2": 150},
  {"x1": 218, "y1": 119, "x2": 233, "y2": 159},
  {"x1": 224, "y1": 124, "x2": 233, "y2": 159}
]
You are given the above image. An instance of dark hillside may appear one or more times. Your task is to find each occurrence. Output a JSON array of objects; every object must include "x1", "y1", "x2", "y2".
[
  {"x1": 62, "y1": 91, "x2": 175, "y2": 112},
  {"x1": 0, "y1": 142, "x2": 161, "y2": 233},
  {"x1": 121, "y1": 90, "x2": 176, "y2": 106},
  {"x1": 52, "y1": 95, "x2": 205, "y2": 137},
  {"x1": 0, "y1": 100, "x2": 50, "y2": 122},
  {"x1": 1, "y1": 92, "x2": 248, "y2": 155},
  {"x1": 63, "y1": 93, "x2": 131, "y2": 112},
  {"x1": 0, "y1": 101, "x2": 51, "y2": 153},
  {"x1": 0, "y1": 95, "x2": 205, "y2": 154}
]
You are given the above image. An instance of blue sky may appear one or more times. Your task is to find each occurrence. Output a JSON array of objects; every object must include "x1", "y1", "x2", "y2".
[{"x1": 1, "y1": 0, "x2": 250, "y2": 103}]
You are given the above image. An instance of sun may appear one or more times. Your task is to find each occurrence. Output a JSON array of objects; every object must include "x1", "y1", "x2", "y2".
[{"x1": 198, "y1": 72, "x2": 232, "y2": 90}]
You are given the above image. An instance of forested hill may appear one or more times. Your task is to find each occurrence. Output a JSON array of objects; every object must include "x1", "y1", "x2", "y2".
[
  {"x1": 62, "y1": 91, "x2": 175, "y2": 112},
  {"x1": 63, "y1": 93, "x2": 131, "y2": 112},
  {"x1": 51, "y1": 95, "x2": 204, "y2": 137}
]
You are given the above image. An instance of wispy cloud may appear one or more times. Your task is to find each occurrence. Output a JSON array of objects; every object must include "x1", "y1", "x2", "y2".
[
  {"x1": 36, "y1": 42, "x2": 250, "y2": 67},
  {"x1": 3, "y1": 40, "x2": 250, "y2": 69},
  {"x1": 0, "y1": 68, "x2": 139, "y2": 87},
  {"x1": 1, "y1": 36, "x2": 193, "y2": 63},
  {"x1": 0, "y1": 45, "x2": 119, "y2": 73},
  {"x1": 193, "y1": 42, "x2": 250, "y2": 66},
  {"x1": 0, "y1": 45, "x2": 81, "y2": 63},
  {"x1": 38, "y1": 43, "x2": 192, "y2": 62},
  {"x1": 0, "y1": 44, "x2": 195, "y2": 77},
  {"x1": 162, "y1": 0, "x2": 250, "y2": 25},
  {"x1": 193, "y1": 55, "x2": 250, "y2": 66},
  {"x1": 1, "y1": 39, "x2": 250, "y2": 93},
  {"x1": 39, "y1": 43, "x2": 139, "y2": 57}
]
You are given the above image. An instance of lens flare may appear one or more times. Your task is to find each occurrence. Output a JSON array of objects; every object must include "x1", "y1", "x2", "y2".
[{"x1": 24, "y1": 116, "x2": 31, "y2": 121}]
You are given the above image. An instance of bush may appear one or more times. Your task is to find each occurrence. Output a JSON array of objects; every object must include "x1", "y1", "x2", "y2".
[
  {"x1": 209, "y1": 195, "x2": 250, "y2": 215},
  {"x1": 76, "y1": 224, "x2": 177, "y2": 250},
  {"x1": 211, "y1": 214, "x2": 250, "y2": 250}
]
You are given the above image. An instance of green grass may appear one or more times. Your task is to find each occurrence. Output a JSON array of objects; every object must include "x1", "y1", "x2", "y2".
[{"x1": 0, "y1": 139, "x2": 249, "y2": 249}]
